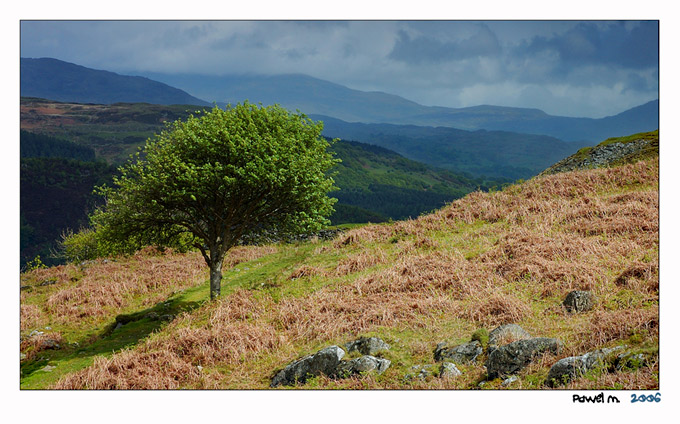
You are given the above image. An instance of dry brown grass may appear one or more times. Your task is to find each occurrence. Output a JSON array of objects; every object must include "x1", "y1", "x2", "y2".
[
  {"x1": 20, "y1": 332, "x2": 65, "y2": 361},
  {"x1": 49, "y1": 159, "x2": 659, "y2": 390},
  {"x1": 21, "y1": 245, "x2": 277, "y2": 333},
  {"x1": 573, "y1": 308, "x2": 659, "y2": 352},
  {"x1": 42, "y1": 252, "x2": 207, "y2": 323},
  {"x1": 223, "y1": 245, "x2": 278, "y2": 268},
  {"x1": 335, "y1": 248, "x2": 387, "y2": 276}
]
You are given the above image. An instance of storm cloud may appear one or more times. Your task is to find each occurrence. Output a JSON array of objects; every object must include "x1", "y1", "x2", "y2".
[{"x1": 20, "y1": 20, "x2": 658, "y2": 118}]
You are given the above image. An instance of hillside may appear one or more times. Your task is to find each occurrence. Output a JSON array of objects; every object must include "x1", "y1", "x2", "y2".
[
  {"x1": 20, "y1": 100, "x2": 502, "y2": 267},
  {"x1": 315, "y1": 115, "x2": 589, "y2": 180},
  {"x1": 20, "y1": 155, "x2": 658, "y2": 390},
  {"x1": 20, "y1": 157, "x2": 117, "y2": 267},
  {"x1": 541, "y1": 130, "x2": 659, "y2": 176},
  {"x1": 21, "y1": 58, "x2": 209, "y2": 106}
]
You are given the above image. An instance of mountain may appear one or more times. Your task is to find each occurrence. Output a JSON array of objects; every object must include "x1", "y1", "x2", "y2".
[
  {"x1": 20, "y1": 58, "x2": 210, "y2": 106},
  {"x1": 314, "y1": 115, "x2": 590, "y2": 180},
  {"x1": 143, "y1": 71, "x2": 658, "y2": 142},
  {"x1": 21, "y1": 58, "x2": 658, "y2": 142}
]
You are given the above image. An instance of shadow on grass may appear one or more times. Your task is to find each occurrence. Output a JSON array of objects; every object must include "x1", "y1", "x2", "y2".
[{"x1": 20, "y1": 295, "x2": 206, "y2": 383}]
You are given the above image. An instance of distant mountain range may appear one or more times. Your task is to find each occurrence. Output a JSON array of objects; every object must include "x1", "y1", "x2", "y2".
[
  {"x1": 21, "y1": 58, "x2": 658, "y2": 143},
  {"x1": 20, "y1": 57, "x2": 210, "y2": 106}
]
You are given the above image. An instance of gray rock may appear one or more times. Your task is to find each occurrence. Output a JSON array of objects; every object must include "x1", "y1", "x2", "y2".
[
  {"x1": 42, "y1": 338, "x2": 60, "y2": 349},
  {"x1": 41, "y1": 365, "x2": 56, "y2": 372},
  {"x1": 563, "y1": 290, "x2": 595, "y2": 313},
  {"x1": 39, "y1": 279, "x2": 57, "y2": 287},
  {"x1": 616, "y1": 351, "x2": 648, "y2": 371},
  {"x1": 486, "y1": 337, "x2": 562, "y2": 379},
  {"x1": 405, "y1": 364, "x2": 434, "y2": 381},
  {"x1": 434, "y1": 340, "x2": 482, "y2": 364},
  {"x1": 271, "y1": 345, "x2": 345, "y2": 387},
  {"x1": 336, "y1": 355, "x2": 391, "y2": 377},
  {"x1": 502, "y1": 375, "x2": 519, "y2": 387},
  {"x1": 488, "y1": 324, "x2": 532, "y2": 352},
  {"x1": 439, "y1": 362, "x2": 462, "y2": 378},
  {"x1": 545, "y1": 345, "x2": 625, "y2": 387},
  {"x1": 345, "y1": 337, "x2": 390, "y2": 356}
]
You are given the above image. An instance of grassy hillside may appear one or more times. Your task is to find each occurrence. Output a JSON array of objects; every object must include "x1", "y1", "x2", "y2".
[
  {"x1": 20, "y1": 157, "x2": 658, "y2": 390},
  {"x1": 20, "y1": 100, "x2": 502, "y2": 267}
]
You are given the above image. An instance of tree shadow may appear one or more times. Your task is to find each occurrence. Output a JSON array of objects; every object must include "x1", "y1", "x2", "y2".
[{"x1": 20, "y1": 295, "x2": 205, "y2": 381}]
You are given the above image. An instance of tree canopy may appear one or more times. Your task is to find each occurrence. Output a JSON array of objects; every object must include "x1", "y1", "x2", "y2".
[{"x1": 92, "y1": 102, "x2": 338, "y2": 299}]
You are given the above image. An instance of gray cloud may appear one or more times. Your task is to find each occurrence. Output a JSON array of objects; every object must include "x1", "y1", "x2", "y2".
[
  {"x1": 388, "y1": 24, "x2": 501, "y2": 63},
  {"x1": 19, "y1": 20, "x2": 658, "y2": 118}
]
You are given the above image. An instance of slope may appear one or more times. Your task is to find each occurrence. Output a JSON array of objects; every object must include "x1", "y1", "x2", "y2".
[
  {"x1": 20, "y1": 100, "x2": 499, "y2": 267},
  {"x1": 315, "y1": 115, "x2": 589, "y2": 180},
  {"x1": 20, "y1": 153, "x2": 658, "y2": 390},
  {"x1": 21, "y1": 58, "x2": 210, "y2": 106}
]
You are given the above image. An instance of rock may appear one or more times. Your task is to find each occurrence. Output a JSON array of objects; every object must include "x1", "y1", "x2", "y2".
[
  {"x1": 39, "y1": 279, "x2": 57, "y2": 287},
  {"x1": 439, "y1": 362, "x2": 462, "y2": 378},
  {"x1": 20, "y1": 353, "x2": 26, "y2": 361},
  {"x1": 20, "y1": 285, "x2": 31, "y2": 291},
  {"x1": 434, "y1": 340, "x2": 482, "y2": 364},
  {"x1": 563, "y1": 290, "x2": 595, "y2": 313},
  {"x1": 487, "y1": 324, "x2": 532, "y2": 352},
  {"x1": 502, "y1": 375, "x2": 519, "y2": 387},
  {"x1": 405, "y1": 364, "x2": 434, "y2": 381},
  {"x1": 28, "y1": 330, "x2": 44, "y2": 338},
  {"x1": 345, "y1": 336, "x2": 390, "y2": 356},
  {"x1": 145, "y1": 312, "x2": 159, "y2": 320},
  {"x1": 616, "y1": 351, "x2": 649, "y2": 371},
  {"x1": 42, "y1": 339, "x2": 61, "y2": 349},
  {"x1": 114, "y1": 322, "x2": 123, "y2": 331},
  {"x1": 545, "y1": 346, "x2": 626, "y2": 387},
  {"x1": 336, "y1": 355, "x2": 391, "y2": 377},
  {"x1": 271, "y1": 346, "x2": 345, "y2": 387},
  {"x1": 486, "y1": 337, "x2": 562, "y2": 379},
  {"x1": 41, "y1": 365, "x2": 56, "y2": 372}
]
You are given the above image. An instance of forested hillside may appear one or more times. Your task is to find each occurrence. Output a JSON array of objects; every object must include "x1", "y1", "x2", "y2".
[{"x1": 20, "y1": 100, "x2": 505, "y2": 267}]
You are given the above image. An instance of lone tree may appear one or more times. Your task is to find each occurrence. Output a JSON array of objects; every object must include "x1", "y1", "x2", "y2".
[{"x1": 92, "y1": 102, "x2": 338, "y2": 300}]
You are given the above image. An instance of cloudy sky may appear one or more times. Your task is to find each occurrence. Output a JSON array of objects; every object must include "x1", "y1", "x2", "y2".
[{"x1": 20, "y1": 19, "x2": 658, "y2": 118}]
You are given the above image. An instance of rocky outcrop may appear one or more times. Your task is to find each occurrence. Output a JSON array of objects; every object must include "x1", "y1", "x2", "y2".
[
  {"x1": 433, "y1": 340, "x2": 482, "y2": 364},
  {"x1": 485, "y1": 337, "x2": 562, "y2": 379},
  {"x1": 541, "y1": 135, "x2": 657, "y2": 176},
  {"x1": 271, "y1": 345, "x2": 345, "y2": 387},
  {"x1": 545, "y1": 345, "x2": 653, "y2": 387},
  {"x1": 336, "y1": 355, "x2": 391, "y2": 377},
  {"x1": 271, "y1": 338, "x2": 392, "y2": 387}
]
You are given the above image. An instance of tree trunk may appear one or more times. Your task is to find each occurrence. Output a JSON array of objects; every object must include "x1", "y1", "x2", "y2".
[{"x1": 209, "y1": 260, "x2": 223, "y2": 301}]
